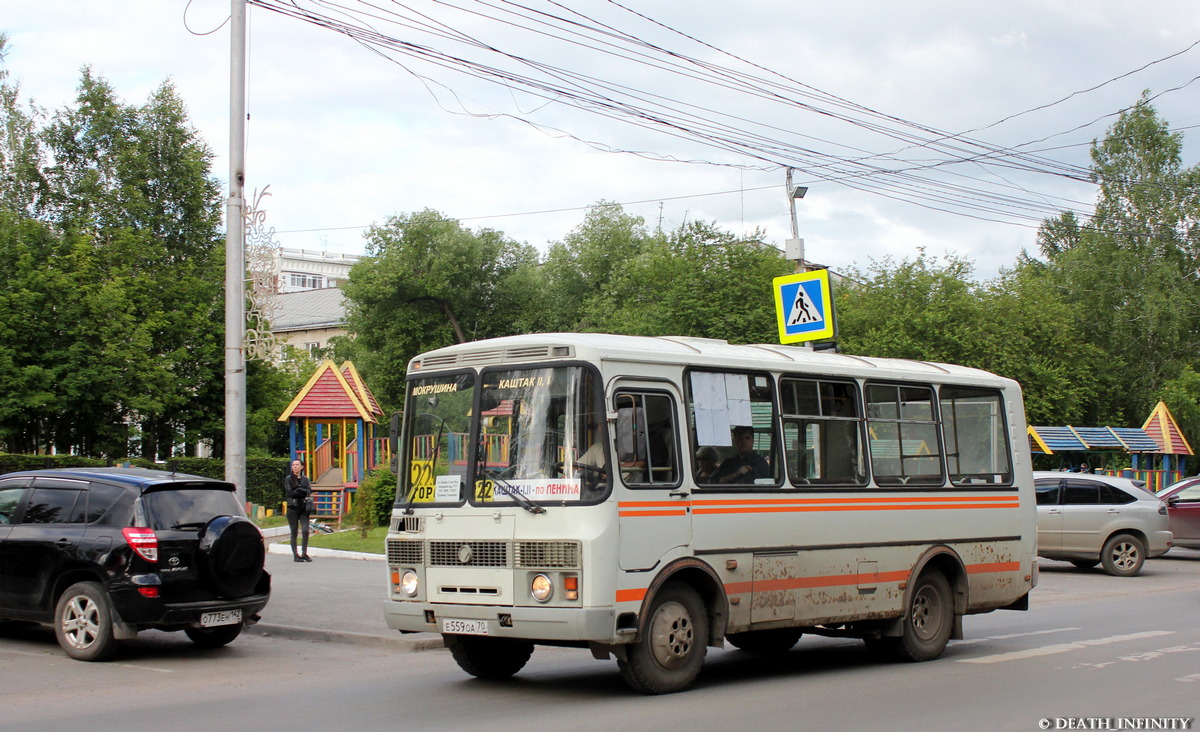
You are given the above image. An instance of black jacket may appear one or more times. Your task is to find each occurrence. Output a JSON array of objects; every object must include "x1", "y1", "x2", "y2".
[{"x1": 283, "y1": 473, "x2": 313, "y2": 512}]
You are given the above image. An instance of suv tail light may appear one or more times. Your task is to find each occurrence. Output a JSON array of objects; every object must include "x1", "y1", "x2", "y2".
[{"x1": 122, "y1": 527, "x2": 159, "y2": 562}]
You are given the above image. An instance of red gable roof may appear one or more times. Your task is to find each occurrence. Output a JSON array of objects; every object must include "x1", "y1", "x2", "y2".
[
  {"x1": 341, "y1": 361, "x2": 383, "y2": 417},
  {"x1": 278, "y1": 360, "x2": 376, "y2": 422},
  {"x1": 1141, "y1": 401, "x2": 1194, "y2": 456}
]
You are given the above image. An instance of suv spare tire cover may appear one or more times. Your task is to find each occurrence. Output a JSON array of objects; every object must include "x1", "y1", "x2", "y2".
[{"x1": 198, "y1": 516, "x2": 265, "y2": 599}]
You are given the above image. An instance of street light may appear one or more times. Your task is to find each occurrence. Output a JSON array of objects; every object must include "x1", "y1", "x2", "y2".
[{"x1": 785, "y1": 169, "x2": 807, "y2": 271}]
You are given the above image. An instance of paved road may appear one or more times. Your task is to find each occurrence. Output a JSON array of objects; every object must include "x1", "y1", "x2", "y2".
[{"x1": 1, "y1": 551, "x2": 1197, "y2": 732}]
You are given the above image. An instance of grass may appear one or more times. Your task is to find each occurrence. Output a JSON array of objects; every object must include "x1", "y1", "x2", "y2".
[
  {"x1": 307, "y1": 525, "x2": 388, "y2": 554},
  {"x1": 254, "y1": 514, "x2": 289, "y2": 530}
]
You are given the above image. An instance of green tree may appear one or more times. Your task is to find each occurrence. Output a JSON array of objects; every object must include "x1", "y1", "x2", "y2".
[
  {"x1": 0, "y1": 61, "x2": 226, "y2": 458},
  {"x1": 1035, "y1": 97, "x2": 1200, "y2": 426},
  {"x1": 0, "y1": 34, "x2": 45, "y2": 217},
  {"x1": 602, "y1": 220, "x2": 793, "y2": 341},
  {"x1": 835, "y1": 251, "x2": 1099, "y2": 426},
  {"x1": 342, "y1": 209, "x2": 542, "y2": 404},
  {"x1": 539, "y1": 202, "x2": 652, "y2": 332}
]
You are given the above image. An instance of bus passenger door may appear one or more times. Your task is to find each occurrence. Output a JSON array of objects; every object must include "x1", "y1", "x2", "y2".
[{"x1": 614, "y1": 387, "x2": 691, "y2": 571}]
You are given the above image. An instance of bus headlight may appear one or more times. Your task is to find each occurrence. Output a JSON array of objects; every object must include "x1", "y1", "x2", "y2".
[
  {"x1": 530, "y1": 573, "x2": 553, "y2": 602},
  {"x1": 400, "y1": 570, "x2": 419, "y2": 597}
]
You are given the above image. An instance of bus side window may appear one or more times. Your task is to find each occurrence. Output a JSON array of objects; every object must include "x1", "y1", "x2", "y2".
[{"x1": 615, "y1": 392, "x2": 679, "y2": 486}]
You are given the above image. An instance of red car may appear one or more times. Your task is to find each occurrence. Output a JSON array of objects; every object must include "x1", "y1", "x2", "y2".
[{"x1": 1158, "y1": 478, "x2": 1200, "y2": 549}]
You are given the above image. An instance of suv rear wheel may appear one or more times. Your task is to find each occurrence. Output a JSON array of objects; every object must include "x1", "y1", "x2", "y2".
[
  {"x1": 55, "y1": 581, "x2": 119, "y2": 662},
  {"x1": 185, "y1": 622, "x2": 245, "y2": 648}
]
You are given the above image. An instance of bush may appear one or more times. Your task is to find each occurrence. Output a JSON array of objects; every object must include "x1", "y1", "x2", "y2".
[{"x1": 355, "y1": 469, "x2": 398, "y2": 528}]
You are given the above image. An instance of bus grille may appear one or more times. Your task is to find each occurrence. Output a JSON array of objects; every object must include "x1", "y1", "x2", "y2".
[
  {"x1": 387, "y1": 539, "x2": 424, "y2": 564},
  {"x1": 392, "y1": 516, "x2": 423, "y2": 533},
  {"x1": 430, "y1": 540, "x2": 509, "y2": 567},
  {"x1": 515, "y1": 541, "x2": 581, "y2": 569}
]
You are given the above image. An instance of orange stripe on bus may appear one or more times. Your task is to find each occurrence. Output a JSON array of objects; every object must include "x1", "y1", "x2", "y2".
[
  {"x1": 693, "y1": 502, "x2": 1017, "y2": 515},
  {"x1": 618, "y1": 510, "x2": 689, "y2": 517},
  {"x1": 618, "y1": 501, "x2": 693, "y2": 508},
  {"x1": 691, "y1": 495, "x2": 1017, "y2": 506},
  {"x1": 965, "y1": 561, "x2": 1022, "y2": 574},
  {"x1": 725, "y1": 561, "x2": 1020, "y2": 594},
  {"x1": 616, "y1": 588, "x2": 647, "y2": 603}
]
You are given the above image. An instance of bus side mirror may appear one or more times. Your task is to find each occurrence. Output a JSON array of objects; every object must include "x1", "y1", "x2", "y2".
[
  {"x1": 389, "y1": 412, "x2": 401, "y2": 451},
  {"x1": 616, "y1": 407, "x2": 646, "y2": 464}
]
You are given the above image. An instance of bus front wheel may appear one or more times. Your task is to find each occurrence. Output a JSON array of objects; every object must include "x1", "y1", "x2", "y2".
[
  {"x1": 618, "y1": 583, "x2": 708, "y2": 694},
  {"x1": 447, "y1": 635, "x2": 534, "y2": 680}
]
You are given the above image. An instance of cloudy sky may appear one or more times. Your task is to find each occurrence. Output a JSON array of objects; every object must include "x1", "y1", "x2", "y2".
[{"x1": 6, "y1": 1, "x2": 1200, "y2": 279}]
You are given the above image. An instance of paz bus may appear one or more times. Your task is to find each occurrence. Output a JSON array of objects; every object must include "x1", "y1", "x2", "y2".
[{"x1": 382, "y1": 333, "x2": 1037, "y2": 693}]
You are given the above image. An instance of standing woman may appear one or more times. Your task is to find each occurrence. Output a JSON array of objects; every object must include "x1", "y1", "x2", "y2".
[{"x1": 283, "y1": 459, "x2": 313, "y2": 562}]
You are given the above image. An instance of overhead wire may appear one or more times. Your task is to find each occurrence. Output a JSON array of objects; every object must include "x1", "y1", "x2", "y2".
[{"x1": 245, "y1": 0, "x2": 1199, "y2": 232}]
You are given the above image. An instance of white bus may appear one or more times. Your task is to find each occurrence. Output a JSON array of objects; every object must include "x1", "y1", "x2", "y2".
[{"x1": 383, "y1": 333, "x2": 1037, "y2": 693}]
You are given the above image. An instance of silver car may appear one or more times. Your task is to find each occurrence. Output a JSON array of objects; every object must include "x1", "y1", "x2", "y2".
[{"x1": 1034, "y1": 471, "x2": 1173, "y2": 576}]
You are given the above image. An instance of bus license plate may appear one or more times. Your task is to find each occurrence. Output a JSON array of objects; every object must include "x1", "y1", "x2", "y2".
[
  {"x1": 200, "y1": 609, "x2": 242, "y2": 628},
  {"x1": 441, "y1": 618, "x2": 489, "y2": 635}
]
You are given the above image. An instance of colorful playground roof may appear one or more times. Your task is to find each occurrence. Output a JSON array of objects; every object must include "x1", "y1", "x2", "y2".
[
  {"x1": 1142, "y1": 401, "x2": 1194, "y2": 456},
  {"x1": 277, "y1": 360, "x2": 384, "y2": 422},
  {"x1": 1028, "y1": 402, "x2": 1192, "y2": 456}
]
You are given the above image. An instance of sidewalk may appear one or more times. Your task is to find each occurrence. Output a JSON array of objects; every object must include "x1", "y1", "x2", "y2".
[{"x1": 250, "y1": 527, "x2": 443, "y2": 652}]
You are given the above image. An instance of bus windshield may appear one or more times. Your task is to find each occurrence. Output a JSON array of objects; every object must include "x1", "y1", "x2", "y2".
[
  {"x1": 402, "y1": 372, "x2": 475, "y2": 505},
  {"x1": 472, "y1": 365, "x2": 610, "y2": 505}
]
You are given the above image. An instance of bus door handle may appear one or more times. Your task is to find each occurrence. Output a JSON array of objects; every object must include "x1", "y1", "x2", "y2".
[{"x1": 669, "y1": 489, "x2": 690, "y2": 499}]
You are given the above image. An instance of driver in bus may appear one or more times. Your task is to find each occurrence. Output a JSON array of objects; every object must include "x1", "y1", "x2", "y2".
[{"x1": 715, "y1": 425, "x2": 771, "y2": 484}]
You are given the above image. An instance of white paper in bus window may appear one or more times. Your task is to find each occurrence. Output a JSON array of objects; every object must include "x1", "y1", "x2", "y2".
[
  {"x1": 435, "y1": 474, "x2": 461, "y2": 502},
  {"x1": 691, "y1": 372, "x2": 732, "y2": 446},
  {"x1": 696, "y1": 408, "x2": 731, "y2": 446},
  {"x1": 725, "y1": 373, "x2": 753, "y2": 427}
]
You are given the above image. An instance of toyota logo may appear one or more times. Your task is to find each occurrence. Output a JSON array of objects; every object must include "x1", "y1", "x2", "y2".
[{"x1": 458, "y1": 544, "x2": 473, "y2": 564}]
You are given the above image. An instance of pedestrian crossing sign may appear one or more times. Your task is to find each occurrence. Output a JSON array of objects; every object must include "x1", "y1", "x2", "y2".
[{"x1": 773, "y1": 269, "x2": 835, "y2": 344}]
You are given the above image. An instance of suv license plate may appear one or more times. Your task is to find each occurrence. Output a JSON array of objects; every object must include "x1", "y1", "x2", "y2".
[
  {"x1": 200, "y1": 609, "x2": 242, "y2": 628},
  {"x1": 441, "y1": 618, "x2": 488, "y2": 635}
]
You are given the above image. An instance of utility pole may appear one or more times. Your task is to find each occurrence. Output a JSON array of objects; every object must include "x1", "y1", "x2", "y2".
[
  {"x1": 784, "y1": 168, "x2": 808, "y2": 273},
  {"x1": 225, "y1": 0, "x2": 247, "y2": 504}
]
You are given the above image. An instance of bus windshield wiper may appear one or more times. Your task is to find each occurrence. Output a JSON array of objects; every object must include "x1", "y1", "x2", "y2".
[
  {"x1": 479, "y1": 468, "x2": 546, "y2": 515},
  {"x1": 403, "y1": 413, "x2": 448, "y2": 515}
]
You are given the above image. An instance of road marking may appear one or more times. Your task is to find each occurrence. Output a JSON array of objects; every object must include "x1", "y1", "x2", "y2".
[
  {"x1": 111, "y1": 663, "x2": 174, "y2": 673},
  {"x1": 1176, "y1": 673, "x2": 1200, "y2": 683},
  {"x1": 953, "y1": 627, "x2": 1081, "y2": 646},
  {"x1": 958, "y1": 630, "x2": 1175, "y2": 664}
]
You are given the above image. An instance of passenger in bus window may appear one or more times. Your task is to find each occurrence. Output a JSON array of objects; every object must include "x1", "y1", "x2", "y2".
[
  {"x1": 715, "y1": 426, "x2": 771, "y2": 484},
  {"x1": 695, "y1": 446, "x2": 720, "y2": 482}
]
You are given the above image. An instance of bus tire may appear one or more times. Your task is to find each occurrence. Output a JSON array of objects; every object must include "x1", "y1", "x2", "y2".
[
  {"x1": 868, "y1": 570, "x2": 953, "y2": 662},
  {"x1": 618, "y1": 583, "x2": 708, "y2": 694},
  {"x1": 725, "y1": 628, "x2": 802, "y2": 654},
  {"x1": 447, "y1": 635, "x2": 534, "y2": 680}
]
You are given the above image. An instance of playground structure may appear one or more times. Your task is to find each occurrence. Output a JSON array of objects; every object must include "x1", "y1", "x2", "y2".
[
  {"x1": 278, "y1": 360, "x2": 389, "y2": 522},
  {"x1": 1028, "y1": 401, "x2": 1193, "y2": 492}
]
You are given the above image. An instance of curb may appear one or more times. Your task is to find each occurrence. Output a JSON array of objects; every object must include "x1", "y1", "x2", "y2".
[
  {"x1": 249, "y1": 623, "x2": 444, "y2": 652},
  {"x1": 265, "y1": 542, "x2": 384, "y2": 561}
]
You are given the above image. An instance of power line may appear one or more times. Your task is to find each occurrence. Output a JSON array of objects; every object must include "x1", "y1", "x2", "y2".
[{"x1": 246, "y1": 0, "x2": 1200, "y2": 234}]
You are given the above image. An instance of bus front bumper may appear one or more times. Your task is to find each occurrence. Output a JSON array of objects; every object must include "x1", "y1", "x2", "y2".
[{"x1": 383, "y1": 600, "x2": 619, "y2": 643}]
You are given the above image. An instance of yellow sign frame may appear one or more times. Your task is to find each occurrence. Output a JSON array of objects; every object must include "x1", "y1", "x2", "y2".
[{"x1": 773, "y1": 269, "x2": 835, "y2": 344}]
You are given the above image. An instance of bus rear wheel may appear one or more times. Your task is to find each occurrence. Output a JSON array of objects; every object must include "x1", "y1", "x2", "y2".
[
  {"x1": 866, "y1": 570, "x2": 953, "y2": 662},
  {"x1": 618, "y1": 583, "x2": 708, "y2": 694},
  {"x1": 447, "y1": 635, "x2": 534, "y2": 680}
]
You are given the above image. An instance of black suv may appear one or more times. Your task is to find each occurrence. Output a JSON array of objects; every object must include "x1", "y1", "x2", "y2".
[{"x1": 0, "y1": 467, "x2": 270, "y2": 660}]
